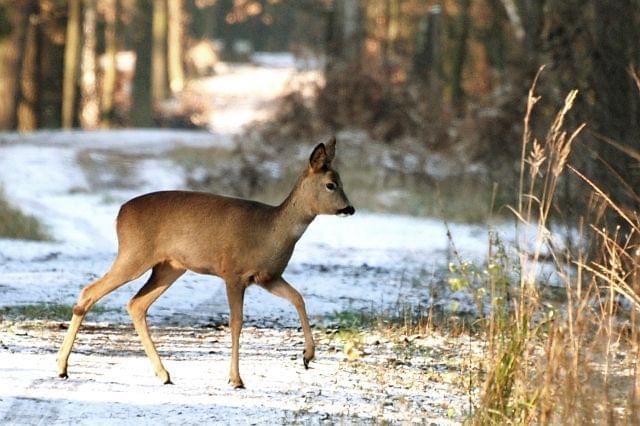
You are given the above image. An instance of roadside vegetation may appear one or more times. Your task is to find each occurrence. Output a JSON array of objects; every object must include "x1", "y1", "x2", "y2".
[
  {"x1": 0, "y1": 303, "x2": 113, "y2": 322},
  {"x1": 0, "y1": 187, "x2": 49, "y2": 240},
  {"x1": 312, "y1": 70, "x2": 640, "y2": 423}
]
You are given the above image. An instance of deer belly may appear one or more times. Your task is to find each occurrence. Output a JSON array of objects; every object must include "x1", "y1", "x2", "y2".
[
  {"x1": 242, "y1": 256, "x2": 290, "y2": 284},
  {"x1": 167, "y1": 246, "x2": 223, "y2": 276}
]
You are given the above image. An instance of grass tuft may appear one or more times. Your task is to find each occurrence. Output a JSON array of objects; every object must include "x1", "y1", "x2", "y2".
[
  {"x1": 467, "y1": 67, "x2": 640, "y2": 424},
  {"x1": 0, "y1": 303, "x2": 112, "y2": 321},
  {"x1": 0, "y1": 187, "x2": 49, "y2": 241}
]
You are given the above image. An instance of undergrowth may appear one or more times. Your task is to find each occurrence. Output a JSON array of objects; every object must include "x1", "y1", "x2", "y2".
[
  {"x1": 320, "y1": 68, "x2": 640, "y2": 423},
  {"x1": 0, "y1": 187, "x2": 49, "y2": 241},
  {"x1": 466, "y1": 68, "x2": 640, "y2": 423},
  {"x1": 0, "y1": 303, "x2": 112, "y2": 321}
]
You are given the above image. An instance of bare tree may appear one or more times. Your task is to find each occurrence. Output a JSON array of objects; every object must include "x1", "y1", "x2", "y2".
[
  {"x1": 451, "y1": 0, "x2": 471, "y2": 113},
  {"x1": 101, "y1": 0, "x2": 119, "y2": 127},
  {"x1": 62, "y1": 0, "x2": 82, "y2": 128},
  {"x1": 80, "y1": 0, "x2": 99, "y2": 129},
  {"x1": 132, "y1": 0, "x2": 153, "y2": 126},
  {"x1": 17, "y1": 0, "x2": 40, "y2": 131},
  {"x1": 413, "y1": 5, "x2": 442, "y2": 94},
  {"x1": 0, "y1": 1, "x2": 33, "y2": 129},
  {"x1": 152, "y1": 0, "x2": 168, "y2": 103},
  {"x1": 167, "y1": 0, "x2": 185, "y2": 94}
]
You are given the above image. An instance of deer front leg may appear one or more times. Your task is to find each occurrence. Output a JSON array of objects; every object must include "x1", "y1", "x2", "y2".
[
  {"x1": 261, "y1": 277, "x2": 315, "y2": 369},
  {"x1": 225, "y1": 281, "x2": 246, "y2": 389}
]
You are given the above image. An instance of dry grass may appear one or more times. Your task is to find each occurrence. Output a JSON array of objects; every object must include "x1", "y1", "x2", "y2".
[
  {"x1": 467, "y1": 68, "x2": 640, "y2": 424},
  {"x1": 0, "y1": 186, "x2": 49, "y2": 241},
  {"x1": 338, "y1": 67, "x2": 640, "y2": 423}
]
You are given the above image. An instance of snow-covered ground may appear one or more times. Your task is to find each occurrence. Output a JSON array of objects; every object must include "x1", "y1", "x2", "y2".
[
  {"x1": 189, "y1": 61, "x2": 320, "y2": 136},
  {"x1": 0, "y1": 128, "x2": 492, "y2": 323},
  {"x1": 0, "y1": 57, "x2": 491, "y2": 424}
]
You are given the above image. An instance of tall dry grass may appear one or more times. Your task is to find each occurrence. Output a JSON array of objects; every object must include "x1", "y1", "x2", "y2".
[{"x1": 471, "y1": 68, "x2": 640, "y2": 424}]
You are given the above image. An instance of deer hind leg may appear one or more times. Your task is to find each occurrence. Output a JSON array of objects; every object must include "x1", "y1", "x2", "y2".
[
  {"x1": 225, "y1": 280, "x2": 246, "y2": 389},
  {"x1": 57, "y1": 254, "x2": 153, "y2": 378},
  {"x1": 260, "y1": 277, "x2": 315, "y2": 369},
  {"x1": 127, "y1": 261, "x2": 185, "y2": 384}
]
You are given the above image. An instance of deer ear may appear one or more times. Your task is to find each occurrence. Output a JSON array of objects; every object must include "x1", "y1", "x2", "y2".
[
  {"x1": 309, "y1": 143, "x2": 328, "y2": 171},
  {"x1": 325, "y1": 136, "x2": 336, "y2": 163}
]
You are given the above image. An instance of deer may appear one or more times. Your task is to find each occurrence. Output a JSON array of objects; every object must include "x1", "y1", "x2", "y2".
[{"x1": 56, "y1": 137, "x2": 354, "y2": 389}]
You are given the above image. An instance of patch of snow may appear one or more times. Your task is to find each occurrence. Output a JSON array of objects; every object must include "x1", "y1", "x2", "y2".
[
  {"x1": 0, "y1": 129, "x2": 230, "y2": 152},
  {"x1": 251, "y1": 52, "x2": 297, "y2": 68},
  {"x1": 250, "y1": 51, "x2": 323, "y2": 70},
  {"x1": 137, "y1": 159, "x2": 187, "y2": 193},
  {"x1": 188, "y1": 64, "x2": 320, "y2": 135}
]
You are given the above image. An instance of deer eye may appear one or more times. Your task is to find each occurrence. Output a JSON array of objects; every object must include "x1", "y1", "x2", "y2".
[{"x1": 325, "y1": 182, "x2": 337, "y2": 191}]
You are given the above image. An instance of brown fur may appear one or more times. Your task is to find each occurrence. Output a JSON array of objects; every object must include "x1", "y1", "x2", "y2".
[{"x1": 56, "y1": 137, "x2": 353, "y2": 388}]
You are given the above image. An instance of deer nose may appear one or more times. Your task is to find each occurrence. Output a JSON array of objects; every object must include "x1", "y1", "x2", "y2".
[{"x1": 337, "y1": 206, "x2": 355, "y2": 216}]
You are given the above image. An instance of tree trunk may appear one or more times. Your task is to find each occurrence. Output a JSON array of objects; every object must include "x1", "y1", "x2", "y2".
[
  {"x1": 413, "y1": 5, "x2": 442, "y2": 91},
  {"x1": 17, "y1": 1, "x2": 41, "y2": 131},
  {"x1": 132, "y1": 0, "x2": 153, "y2": 126},
  {"x1": 62, "y1": 0, "x2": 82, "y2": 128},
  {"x1": 591, "y1": 0, "x2": 640, "y2": 209},
  {"x1": 482, "y1": 0, "x2": 507, "y2": 75},
  {"x1": 342, "y1": 0, "x2": 363, "y2": 65},
  {"x1": 167, "y1": 0, "x2": 185, "y2": 94},
  {"x1": 324, "y1": 4, "x2": 340, "y2": 72},
  {"x1": 202, "y1": 2, "x2": 215, "y2": 40},
  {"x1": 386, "y1": 0, "x2": 400, "y2": 59},
  {"x1": 499, "y1": 0, "x2": 524, "y2": 43},
  {"x1": 101, "y1": 0, "x2": 119, "y2": 127},
  {"x1": 451, "y1": 0, "x2": 471, "y2": 114},
  {"x1": 2, "y1": 2, "x2": 34, "y2": 130},
  {"x1": 152, "y1": 0, "x2": 168, "y2": 104},
  {"x1": 80, "y1": 0, "x2": 99, "y2": 129},
  {"x1": 521, "y1": 0, "x2": 540, "y2": 56},
  {"x1": 0, "y1": 35, "x2": 16, "y2": 129}
]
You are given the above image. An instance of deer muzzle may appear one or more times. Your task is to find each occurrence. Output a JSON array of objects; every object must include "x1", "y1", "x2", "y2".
[{"x1": 336, "y1": 205, "x2": 355, "y2": 216}]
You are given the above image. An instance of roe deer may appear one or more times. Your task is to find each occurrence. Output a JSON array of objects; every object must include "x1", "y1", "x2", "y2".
[{"x1": 56, "y1": 137, "x2": 354, "y2": 388}]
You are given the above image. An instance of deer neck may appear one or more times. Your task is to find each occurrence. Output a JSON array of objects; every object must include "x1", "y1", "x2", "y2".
[{"x1": 274, "y1": 177, "x2": 315, "y2": 242}]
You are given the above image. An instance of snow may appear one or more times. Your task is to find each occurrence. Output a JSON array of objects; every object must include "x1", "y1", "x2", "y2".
[
  {"x1": 252, "y1": 51, "x2": 322, "y2": 70},
  {"x1": 0, "y1": 326, "x2": 471, "y2": 424},
  {"x1": 0, "y1": 61, "x2": 490, "y2": 424},
  {"x1": 189, "y1": 62, "x2": 320, "y2": 135},
  {"x1": 0, "y1": 129, "x2": 227, "y2": 152}
]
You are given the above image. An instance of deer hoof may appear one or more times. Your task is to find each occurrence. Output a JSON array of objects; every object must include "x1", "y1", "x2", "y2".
[
  {"x1": 303, "y1": 348, "x2": 314, "y2": 370},
  {"x1": 57, "y1": 359, "x2": 68, "y2": 378},
  {"x1": 157, "y1": 370, "x2": 172, "y2": 385},
  {"x1": 229, "y1": 378, "x2": 245, "y2": 389}
]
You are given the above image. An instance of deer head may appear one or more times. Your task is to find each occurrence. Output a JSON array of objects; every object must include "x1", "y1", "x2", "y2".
[{"x1": 299, "y1": 137, "x2": 355, "y2": 217}]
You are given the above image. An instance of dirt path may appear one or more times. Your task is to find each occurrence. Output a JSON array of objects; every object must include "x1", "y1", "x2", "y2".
[{"x1": 0, "y1": 322, "x2": 475, "y2": 424}]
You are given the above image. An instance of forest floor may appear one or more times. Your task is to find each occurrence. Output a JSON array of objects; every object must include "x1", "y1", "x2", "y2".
[{"x1": 0, "y1": 56, "x2": 491, "y2": 424}]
